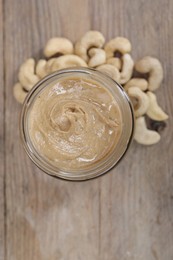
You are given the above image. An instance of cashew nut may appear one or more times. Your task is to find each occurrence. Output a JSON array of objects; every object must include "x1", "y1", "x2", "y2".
[
  {"x1": 44, "y1": 37, "x2": 74, "y2": 58},
  {"x1": 119, "y1": 54, "x2": 134, "y2": 84},
  {"x1": 75, "y1": 31, "x2": 105, "y2": 62},
  {"x1": 146, "y1": 91, "x2": 168, "y2": 121},
  {"x1": 106, "y1": 57, "x2": 121, "y2": 70},
  {"x1": 134, "y1": 116, "x2": 160, "y2": 145},
  {"x1": 36, "y1": 59, "x2": 48, "y2": 78},
  {"x1": 127, "y1": 87, "x2": 149, "y2": 117},
  {"x1": 18, "y1": 58, "x2": 40, "y2": 91},
  {"x1": 13, "y1": 82, "x2": 28, "y2": 104},
  {"x1": 135, "y1": 56, "x2": 163, "y2": 91},
  {"x1": 36, "y1": 58, "x2": 56, "y2": 77},
  {"x1": 124, "y1": 78, "x2": 148, "y2": 91},
  {"x1": 96, "y1": 64, "x2": 120, "y2": 82},
  {"x1": 104, "y1": 37, "x2": 132, "y2": 59},
  {"x1": 47, "y1": 55, "x2": 88, "y2": 72},
  {"x1": 88, "y1": 48, "x2": 106, "y2": 67}
]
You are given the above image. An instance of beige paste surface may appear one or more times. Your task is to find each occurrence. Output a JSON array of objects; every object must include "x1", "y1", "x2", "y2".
[{"x1": 28, "y1": 77, "x2": 122, "y2": 170}]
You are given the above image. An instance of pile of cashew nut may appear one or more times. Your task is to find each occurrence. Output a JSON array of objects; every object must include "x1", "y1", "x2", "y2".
[{"x1": 13, "y1": 31, "x2": 169, "y2": 146}]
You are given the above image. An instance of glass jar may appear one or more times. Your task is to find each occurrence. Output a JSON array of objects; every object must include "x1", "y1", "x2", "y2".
[{"x1": 20, "y1": 67, "x2": 134, "y2": 181}]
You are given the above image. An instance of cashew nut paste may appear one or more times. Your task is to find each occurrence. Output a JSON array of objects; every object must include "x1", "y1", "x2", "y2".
[{"x1": 28, "y1": 77, "x2": 122, "y2": 170}]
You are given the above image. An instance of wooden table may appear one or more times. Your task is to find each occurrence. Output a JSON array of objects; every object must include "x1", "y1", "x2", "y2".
[{"x1": 1, "y1": 0, "x2": 173, "y2": 259}]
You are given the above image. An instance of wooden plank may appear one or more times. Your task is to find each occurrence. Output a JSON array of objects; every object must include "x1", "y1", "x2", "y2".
[
  {"x1": 4, "y1": 0, "x2": 173, "y2": 260},
  {"x1": 0, "y1": 0, "x2": 5, "y2": 259},
  {"x1": 4, "y1": 0, "x2": 99, "y2": 259},
  {"x1": 97, "y1": 0, "x2": 173, "y2": 259}
]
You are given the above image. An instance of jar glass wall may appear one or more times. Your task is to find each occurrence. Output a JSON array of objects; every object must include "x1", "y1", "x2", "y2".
[{"x1": 20, "y1": 67, "x2": 134, "y2": 181}]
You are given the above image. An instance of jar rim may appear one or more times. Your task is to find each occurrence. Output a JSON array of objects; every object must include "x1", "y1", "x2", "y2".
[{"x1": 20, "y1": 67, "x2": 135, "y2": 181}]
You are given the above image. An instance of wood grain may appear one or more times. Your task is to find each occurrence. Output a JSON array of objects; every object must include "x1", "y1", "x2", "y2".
[
  {"x1": 0, "y1": 0, "x2": 5, "y2": 259},
  {"x1": 2, "y1": 0, "x2": 173, "y2": 259}
]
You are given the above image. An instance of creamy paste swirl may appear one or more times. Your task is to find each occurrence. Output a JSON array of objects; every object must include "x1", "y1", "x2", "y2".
[{"x1": 28, "y1": 77, "x2": 122, "y2": 170}]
